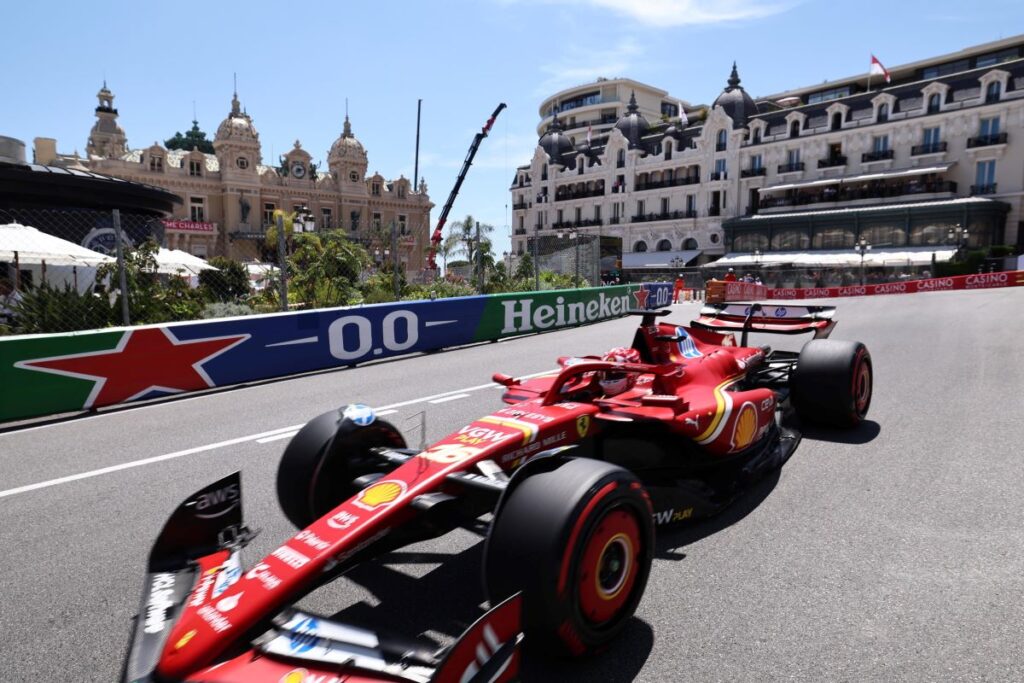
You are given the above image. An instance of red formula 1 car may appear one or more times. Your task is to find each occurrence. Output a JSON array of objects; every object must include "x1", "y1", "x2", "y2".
[{"x1": 123, "y1": 304, "x2": 872, "y2": 682}]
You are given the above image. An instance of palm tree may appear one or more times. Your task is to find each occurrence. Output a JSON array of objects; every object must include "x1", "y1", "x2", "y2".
[{"x1": 446, "y1": 215, "x2": 495, "y2": 283}]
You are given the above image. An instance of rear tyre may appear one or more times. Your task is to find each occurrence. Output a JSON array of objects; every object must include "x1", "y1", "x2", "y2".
[
  {"x1": 790, "y1": 339, "x2": 872, "y2": 428},
  {"x1": 276, "y1": 406, "x2": 406, "y2": 529},
  {"x1": 484, "y1": 458, "x2": 654, "y2": 658}
]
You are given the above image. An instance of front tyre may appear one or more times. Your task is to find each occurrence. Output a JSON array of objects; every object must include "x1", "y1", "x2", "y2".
[
  {"x1": 790, "y1": 339, "x2": 873, "y2": 428},
  {"x1": 484, "y1": 458, "x2": 654, "y2": 658},
  {"x1": 276, "y1": 405, "x2": 405, "y2": 529}
]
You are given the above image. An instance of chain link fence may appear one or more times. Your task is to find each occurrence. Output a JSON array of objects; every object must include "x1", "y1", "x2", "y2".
[{"x1": 2, "y1": 209, "x2": 623, "y2": 336}]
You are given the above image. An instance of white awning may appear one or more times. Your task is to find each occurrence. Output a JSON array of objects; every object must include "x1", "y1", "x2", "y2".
[
  {"x1": 706, "y1": 246, "x2": 957, "y2": 268},
  {"x1": 623, "y1": 249, "x2": 702, "y2": 269},
  {"x1": 737, "y1": 196, "x2": 996, "y2": 221},
  {"x1": 0, "y1": 223, "x2": 115, "y2": 267},
  {"x1": 155, "y1": 248, "x2": 218, "y2": 275},
  {"x1": 759, "y1": 163, "x2": 954, "y2": 193}
]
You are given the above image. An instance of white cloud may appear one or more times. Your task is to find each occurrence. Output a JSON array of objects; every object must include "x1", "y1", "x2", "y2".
[
  {"x1": 534, "y1": 37, "x2": 643, "y2": 96},
  {"x1": 505, "y1": 0, "x2": 795, "y2": 27}
]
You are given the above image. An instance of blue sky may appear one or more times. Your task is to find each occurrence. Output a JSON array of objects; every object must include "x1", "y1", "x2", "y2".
[{"x1": 4, "y1": 0, "x2": 1023, "y2": 252}]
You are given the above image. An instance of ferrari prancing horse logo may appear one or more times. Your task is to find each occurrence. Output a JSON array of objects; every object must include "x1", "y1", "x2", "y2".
[{"x1": 576, "y1": 415, "x2": 591, "y2": 438}]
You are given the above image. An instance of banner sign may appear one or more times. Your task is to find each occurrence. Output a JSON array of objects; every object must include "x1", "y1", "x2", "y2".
[
  {"x1": 162, "y1": 220, "x2": 217, "y2": 233},
  {"x1": 0, "y1": 283, "x2": 670, "y2": 423},
  {"x1": 719, "y1": 271, "x2": 1024, "y2": 301}
]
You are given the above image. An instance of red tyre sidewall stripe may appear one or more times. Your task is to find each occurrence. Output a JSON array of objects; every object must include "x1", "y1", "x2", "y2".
[
  {"x1": 577, "y1": 510, "x2": 641, "y2": 624},
  {"x1": 557, "y1": 481, "x2": 619, "y2": 595},
  {"x1": 851, "y1": 348, "x2": 871, "y2": 415}
]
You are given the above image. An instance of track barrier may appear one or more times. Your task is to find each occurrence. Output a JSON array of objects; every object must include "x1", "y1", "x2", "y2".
[{"x1": 0, "y1": 283, "x2": 671, "y2": 423}]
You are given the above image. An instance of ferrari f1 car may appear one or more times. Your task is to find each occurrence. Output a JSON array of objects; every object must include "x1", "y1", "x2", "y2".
[{"x1": 124, "y1": 303, "x2": 872, "y2": 682}]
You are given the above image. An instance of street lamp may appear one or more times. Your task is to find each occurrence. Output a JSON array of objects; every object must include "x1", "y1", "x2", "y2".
[
  {"x1": 854, "y1": 237, "x2": 872, "y2": 285},
  {"x1": 947, "y1": 225, "x2": 969, "y2": 261}
]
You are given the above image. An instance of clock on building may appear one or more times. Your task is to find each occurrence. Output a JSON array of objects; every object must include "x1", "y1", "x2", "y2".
[
  {"x1": 236, "y1": 156, "x2": 249, "y2": 169},
  {"x1": 291, "y1": 161, "x2": 306, "y2": 179}
]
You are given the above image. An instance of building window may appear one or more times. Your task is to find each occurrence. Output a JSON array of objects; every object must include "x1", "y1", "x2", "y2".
[
  {"x1": 577, "y1": 163, "x2": 584, "y2": 175},
  {"x1": 636, "y1": 200, "x2": 645, "y2": 216},
  {"x1": 656, "y1": 239, "x2": 672, "y2": 252},
  {"x1": 872, "y1": 135, "x2": 889, "y2": 153},
  {"x1": 985, "y1": 81, "x2": 1002, "y2": 103},
  {"x1": 189, "y1": 160, "x2": 202, "y2": 177},
  {"x1": 789, "y1": 120, "x2": 800, "y2": 138},
  {"x1": 752, "y1": 127, "x2": 761, "y2": 144},
  {"x1": 831, "y1": 112, "x2": 842, "y2": 131},
  {"x1": 321, "y1": 207, "x2": 332, "y2": 229},
  {"x1": 974, "y1": 160, "x2": 996, "y2": 194},
  {"x1": 787, "y1": 149, "x2": 801, "y2": 166},
  {"x1": 660, "y1": 102, "x2": 678, "y2": 118},
  {"x1": 877, "y1": 103, "x2": 889, "y2": 123},
  {"x1": 665, "y1": 144, "x2": 672, "y2": 160},
  {"x1": 616, "y1": 150, "x2": 625, "y2": 168},
  {"x1": 660, "y1": 197, "x2": 669, "y2": 215},
  {"x1": 263, "y1": 203, "x2": 276, "y2": 226},
  {"x1": 149, "y1": 155, "x2": 163, "y2": 172},
  {"x1": 633, "y1": 241, "x2": 648, "y2": 252},
  {"x1": 574, "y1": 207, "x2": 582, "y2": 223},
  {"x1": 594, "y1": 205, "x2": 601, "y2": 221},
  {"x1": 399, "y1": 214, "x2": 407, "y2": 234},
  {"x1": 351, "y1": 210, "x2": 360, "y2": 231},
  {"x1": 372, "y1": 183, "x2": 381, "y2": 196},
  {"x1": 372, "y1": 212, "x2": 382, "y2": 229},
  {"x1": 807, "y1": 86, "x2": 851, "y2": 104},
  {"x1": 750, "y1": 154, "x2": 763, "y2": 171},
  {"x1": 980, "y1": 116, "x2": 1000, "y2": 138},
  {"x1": 686, "y1": 195, "x2": 695, "y2": 215},
  {"x1": 922, "y1": 127, "x2": 941, "y2": 153},
  {"x1": 190, "y1": 197, "x2": 205, "y2": 222},
  {"x1": 713, "y1": 158, "x2": 727, "y2": 180},
  {"x1": 518, "y1": 215, "x2": 524, "y2": 229},
  {"x1": 716, "y1": 129, "x2": 727, "y2": 151},
  {"x1": 541, "y1": 165, "x2": 548, "y2": 180},
  {"x1": 349, "y1": 170, "x2": 359, "y2": 182},
  {"x1": 927, "y1": 93, "x2": 941, "y2": 114}
]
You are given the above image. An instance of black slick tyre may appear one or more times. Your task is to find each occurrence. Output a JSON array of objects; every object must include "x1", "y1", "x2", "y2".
[
  {"x1": 790, "y1": 339, "x2": 873, "y2": 428},
  {"x1": 276, "y1": 407, "x2": 405, "y2": 529},
  {"x1": 483, "y1": 458, "x2": 654, "y2": 658}
]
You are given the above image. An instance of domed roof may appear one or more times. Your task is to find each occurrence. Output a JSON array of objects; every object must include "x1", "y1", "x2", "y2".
[
  {"x1": 614, "y1": 92, "x2": 649, "y2": 149},
  {"x1": 328, "y1": 115, "x2": 367, "y2": 163},
  {"x1": 713, "y1": 63, "x2": 758, "y2": 129},
  {"x1": 215, "y1": 92, "x2": 259, "y2": 142},
  {"x1": 538, "y1": 111, "x2": 574, "y2": 162}
]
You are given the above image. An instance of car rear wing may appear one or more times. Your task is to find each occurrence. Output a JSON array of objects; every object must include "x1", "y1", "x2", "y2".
[{"x1": 692, "y1": 302, "x2": 837, "y2": 342}]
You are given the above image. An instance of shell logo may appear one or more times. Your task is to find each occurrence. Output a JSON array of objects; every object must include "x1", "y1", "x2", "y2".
[
  {"x1": 174, "y1": 629, "x2": 197, "y2": 651},
  {"x1": 730, "y1": 402, "x2": 758, "y2": 451},
  {"x1": 355, "y1": 480, "x2": 406, "y2": 510},
  {"x1": 279, "y1": 670, "x2": 308, "y2": 683}
]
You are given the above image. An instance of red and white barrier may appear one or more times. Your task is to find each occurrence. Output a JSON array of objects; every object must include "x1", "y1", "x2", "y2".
[{"x1": 721, "y1": 271, "x2": 1024, "y2": 301}]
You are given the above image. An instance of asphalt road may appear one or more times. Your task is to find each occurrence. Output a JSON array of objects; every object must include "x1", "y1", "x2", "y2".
[{"x1": 2, "y1": 288, "x2": 1023, "y2": 682}]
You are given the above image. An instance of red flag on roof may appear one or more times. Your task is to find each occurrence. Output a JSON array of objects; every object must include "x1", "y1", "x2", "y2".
[{"x1": 870, "y1": 54, "x2": 891, "y2": 83}]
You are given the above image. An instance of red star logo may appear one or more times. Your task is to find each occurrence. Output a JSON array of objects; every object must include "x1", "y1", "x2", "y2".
[
  {"x1": 17, "y1": 328, "x2": 249, "y2": 409},
  {"x1": 631, "y1": 287, "x2": 650, "y2": 309}
]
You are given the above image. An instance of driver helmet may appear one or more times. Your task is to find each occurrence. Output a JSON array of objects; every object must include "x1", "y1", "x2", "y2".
[{"x1": 599, "y1": 347, "x2": 641, "y2": 396}]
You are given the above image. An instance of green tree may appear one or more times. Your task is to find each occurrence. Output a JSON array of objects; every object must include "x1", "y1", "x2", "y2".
[
  {"x1": 198, "y1": 257, "x2": 251, "y2": 302},
  {"x1": 95, "y1": 239, "x2": 204, "y2": 323},
  {"x1": 287, "y1": 231, "x2": 370, "y2": 308},
  {"x1": 12, "y1": 283, "x2": 113, "y2": 333}
]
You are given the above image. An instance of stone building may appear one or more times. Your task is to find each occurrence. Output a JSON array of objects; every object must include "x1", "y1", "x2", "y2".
[
  {"x1": 35, "y1": 85, "x2": 433, "y2": 270},
  {"x1": 512, "y1": 35, "x2": 1024, "y2": 277}
]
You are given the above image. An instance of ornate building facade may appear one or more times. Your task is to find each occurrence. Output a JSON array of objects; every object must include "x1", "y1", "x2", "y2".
[
  {"x1": 512, "y1": 35, "x2": 1024, "y2": 276},
  {"x1": 35, "y1": 85, "x2": 433, "y2": 269}
]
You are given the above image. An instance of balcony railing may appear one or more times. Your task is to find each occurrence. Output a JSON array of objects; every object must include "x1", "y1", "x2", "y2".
[
  {"x1": 967, "y1": 132, "x2": 1008, "y2": 148},
  {"x1": 552, "y1": 218, "x2": 604, "y2": 230},
  {"x1": 708, "y1": 206, "x2": 721, "y2": 216},
  {"x1": 634, "y1": 175, "x2": 701, "y2": 192},
  {"x1": 910, "y1": 142, "x2": 947, "y2": 156},
  {"x1": 709, "y1": 171, "x2": 727, "y2": 181},
  {"x1": 861, "y1": 149, "x2": 894, "y2": 162},
  {"x1": 609, "y1": 216, "x2": 621, "y2": 225},
  {"x1": 777, "y1": 162, "x2": 805, "y2": 173},
  {"x1": 512, "y1": 201, "x2": 528, "y2": 210},
  {"x1": 760, "y1": 179, "x2": 958, "y2": 209},
  {"x1": 741, "y1": 167, "x2": 766, "y2": 178},
  {"x1": 554, "y1": 187, "x2": 605, "y2": 202},
  {"x1": 514, "y1": 227, "x2": 527, "y2": 235},
  {"x1": 970, "y1": 183, "x2": 997, "y2": 195},
  {"x1": 817, "y1": 156, "x2": 847, "y2": 168},
  {"x1": 630, "y1": 210, "x2": 696, "y2": 223}
]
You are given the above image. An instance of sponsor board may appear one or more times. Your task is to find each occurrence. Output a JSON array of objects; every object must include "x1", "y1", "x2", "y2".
[
  {"x1": 1, "y1": 283, "x2": 669, "y2": 423},
  {"x1": 714, "y1": 272, "x2": 1024, "y2": 303}
]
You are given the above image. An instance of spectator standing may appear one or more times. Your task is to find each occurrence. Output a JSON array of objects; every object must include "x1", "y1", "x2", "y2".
[
  {"x1": 673, "y1": 274, "x2": 684, "y2": 303},
  {"x1": 723, "y1": 268, "x2": 737, "y2": 282}
]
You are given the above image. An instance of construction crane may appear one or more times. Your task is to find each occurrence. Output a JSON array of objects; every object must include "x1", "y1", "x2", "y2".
[{"x1": 426, "y1": 102, "x2": 507, "y2": 271}]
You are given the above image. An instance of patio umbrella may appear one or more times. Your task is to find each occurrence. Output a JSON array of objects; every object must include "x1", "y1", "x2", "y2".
[
  {"x1": 154, "y1": 248, "x2": 218, "y2": 275},
  {"x1": 0, "y1": 223, "x2": 115, "y2": 267}
]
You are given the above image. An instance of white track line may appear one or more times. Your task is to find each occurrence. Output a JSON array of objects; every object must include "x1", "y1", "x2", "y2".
[
  {"x1": 0, "y1": 370, "x2": 558, "y2": 499},
  {"x1": 428, "y1": 393, "x2": 471, "y2": 404}
]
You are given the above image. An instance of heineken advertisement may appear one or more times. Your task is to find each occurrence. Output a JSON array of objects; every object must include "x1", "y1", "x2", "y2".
[{"x1": 0, "y1": 283, "x2": 671, "y2": 423}]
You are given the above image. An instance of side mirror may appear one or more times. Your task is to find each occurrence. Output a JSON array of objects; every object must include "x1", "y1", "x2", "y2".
[{"x1": 492, "y1": 373, "x2": 516, "y2": 387}]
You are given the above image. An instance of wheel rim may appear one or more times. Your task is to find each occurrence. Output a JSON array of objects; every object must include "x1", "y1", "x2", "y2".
[
  {"x1": 577, "y1": 508, "x2": 641, "y2": 626},
  {"x1": 853, "y1": 357, "x2": 872, "y2": 415}
]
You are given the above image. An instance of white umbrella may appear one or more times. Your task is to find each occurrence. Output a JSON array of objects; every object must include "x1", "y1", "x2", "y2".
[
  {"x1": 0, "y1": 223, "x2": 115, "y2": 266},
  {"x1": 154, "y1": 248, "x2": 218, "y2": 275}
]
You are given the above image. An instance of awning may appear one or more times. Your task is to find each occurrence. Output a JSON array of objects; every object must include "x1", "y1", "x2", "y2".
[
  {"x1": 155, "y1": 248, "x2": 218, "y2": 275},
  {"x1": 0, "y1": 223, "x2": 115, "y2": 266},
  {"x1": 623, "y1": 249, "x2": 702, "y2": 269},
  {"x1": 705, "y1": 246, "x2": 957, "y2": 268},
  {"x1": 735, "y1": 196, "x2": 995, "y2": 221},
  {"x1": 759, "y1": 163, "x2": 954, "y2": 193}
]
